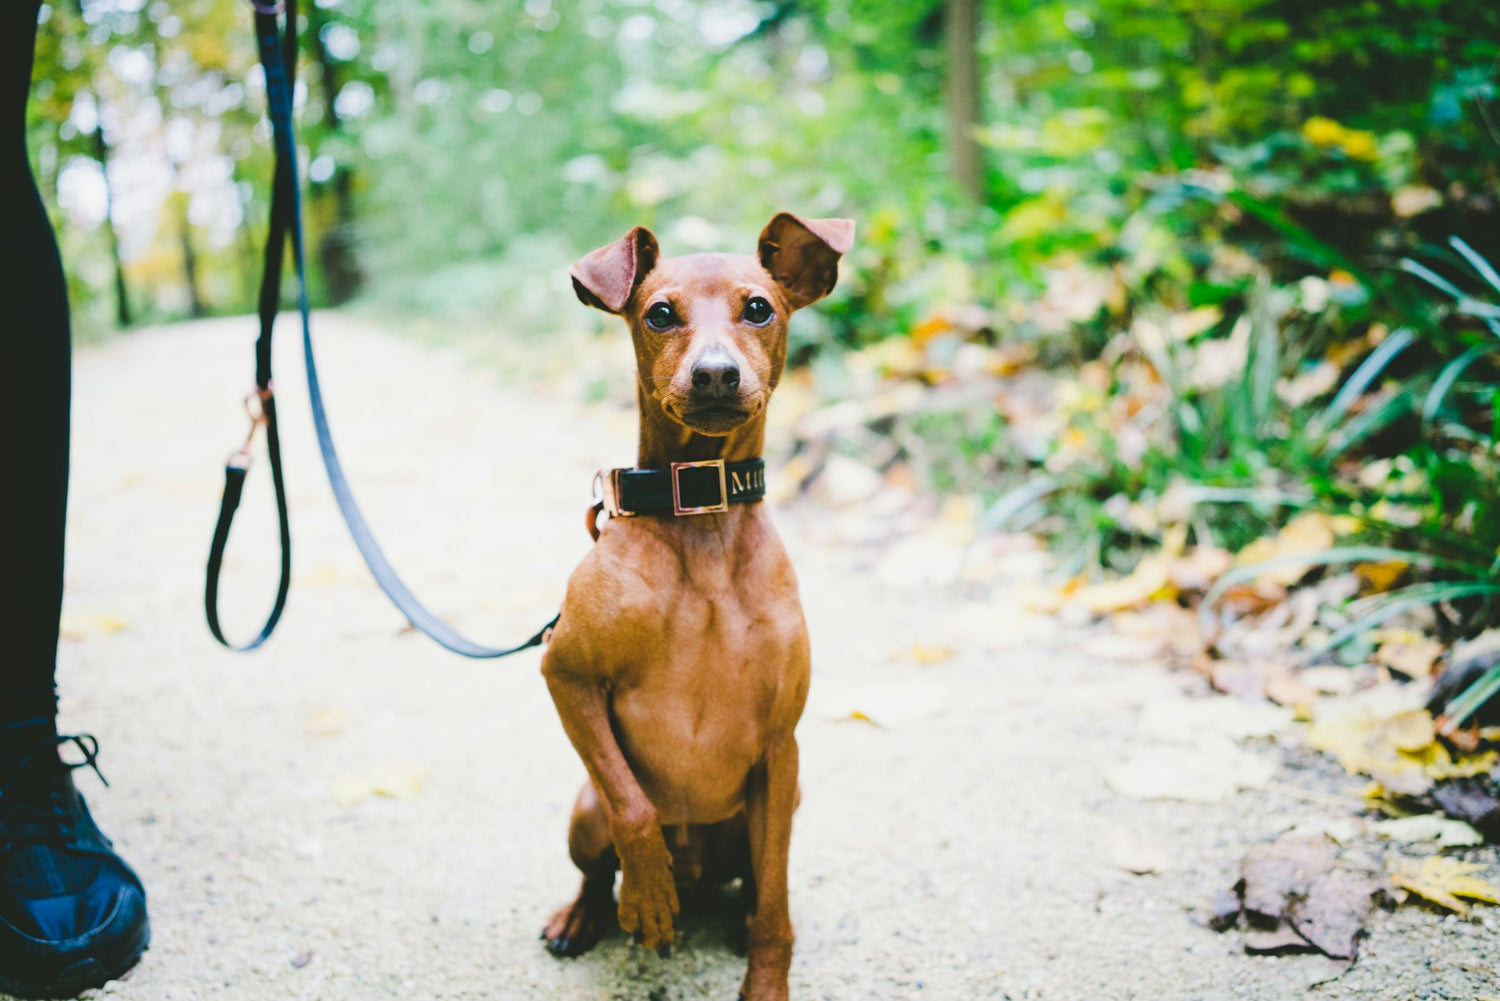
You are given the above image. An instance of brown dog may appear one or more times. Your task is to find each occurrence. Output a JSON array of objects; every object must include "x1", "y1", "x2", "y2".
[{"x1": 539, "y1": 213, "x2": 853, "y2": 1001}]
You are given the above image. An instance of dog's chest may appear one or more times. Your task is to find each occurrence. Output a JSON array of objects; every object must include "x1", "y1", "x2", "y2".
[{"x1": 602, "y1": 529, "x2": 808, "y2": 823}]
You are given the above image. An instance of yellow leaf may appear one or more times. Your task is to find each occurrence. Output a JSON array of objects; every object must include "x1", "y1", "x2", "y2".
[
  {"x1": 909, "y1": 314, "x2": 952, "y2": 346},
  {"x1": 1235, "y1": 513, "x2": 1348, "y2": 587},
  {"x1": 903, "y1": 644, "x2": 957, "y2": 666},
  {"x1": 57, "y1": 611, "x2": 129, "y2": 641},
  {"x1": 332, "y1": 762, "x2": 427, "y2": 808},
  {"x1": 1306, "y1": 706, "x2": 1438, "y2": 780},
  {"x1": 836, "y1": 710, "x2": 885, "y2": 728},
  {"x1": 1069, "y1": 555, "x2": 1174, "y2": 613},
  {"x1": 1356, "y1": 561, "x2": 1409, "y2": 594},
  {"x1": 1425, "y1": 748, "x2": 1498, "y2": 781},
  {"x1": 1391, "y1": 857, "x2": 1500, "y2": 916}
]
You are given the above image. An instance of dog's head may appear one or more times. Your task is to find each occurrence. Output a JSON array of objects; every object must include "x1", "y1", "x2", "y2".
[{"x1": 570, "y1": 213, "x2": 854, "y2": 437}]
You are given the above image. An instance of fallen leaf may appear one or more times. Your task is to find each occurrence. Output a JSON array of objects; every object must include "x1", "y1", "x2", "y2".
[
  {"x1": 304, "y1": 707, "x2": 348, "y2": 737},
  {"x1": 1165, "y1": 546, "x2": 1233, "y2": 592},
  {"x1": 1355, "y1": 561, "x2": 1409, "y2": 594},
  {"x1": 1432, "y1": 778, "x2": 1500, "y2": 838},
  {"x1": 1105, "y1": 739, "x2": 1276, "y2": 803},
  {"x1": 1303, "y1": 956, "x2": 1356, "y2": 987},
  {"x1": 1305, "y1": 706, "x2": 1442, "y2": 783},
  {"x1": 1374, "y1": 635, "x2": 1445, "y2": 679},
  {"x1": 836, "y1": 710, "x2": 884, "y2": 728},
  {"x1": 1205, "y1": 888, "x2": 1242, "y2": 931},
  {"x1": 1374, "y1": 814, "x2": 1484, "y2": 848},
  {"x1": 900, "y1": 644, "x2": 957, "y2": 666},
  {"x1": 1299, "y1": 666, "x2": 1358, "y2": 696},
  {"x1": 1108, "y1": 828, "x2": 1172, "y2": 875},
  {"x1": 1391, "y1": 857, "x2": 1500, "y2": 915},
  {"x1": 1235, "y1": 513, "x2": 1350, "y2": 588},
  {"x1": 1068, "y1": 554, "x2": 1174, "y2": 613},
  {"x1": 57, "y1": 611, "x2": 129, "y2": 640},
  {"x1": 1240, "y1": 834, "x2": 1337, "y2": 926},
  {"x1": 1243, "y1": 924, "x2": 1316, "y2": 954},
  {"x1": 1264, "y1": 668, "x2": 1320, "y2": 711},
  {"x1": 296, "y1": 563, "x2": 351, "y2": 589},
  {"x1": 1288, "y1": 870, "x2": 1379, "y2": 959},
  {"x1": 331, "y1": 762, "x2": 428, "y2": 808}
]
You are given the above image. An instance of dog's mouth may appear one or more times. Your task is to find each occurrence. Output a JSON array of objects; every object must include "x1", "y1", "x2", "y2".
[{"x1": 678, "y1": 404, "x2": 753, "y2": 435}]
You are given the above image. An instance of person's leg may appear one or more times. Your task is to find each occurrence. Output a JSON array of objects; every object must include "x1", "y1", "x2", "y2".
[
  {"x1": 0, "y1": 4, "x2": 150, "y2": 994},
  {"x1": 0, "y1": 0, "x2": 70, "y2": 729}
]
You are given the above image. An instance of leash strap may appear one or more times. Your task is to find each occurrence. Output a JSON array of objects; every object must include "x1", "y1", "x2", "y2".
[{"x1": 206, "y1": 0, "x2": 557, "y2": 658}]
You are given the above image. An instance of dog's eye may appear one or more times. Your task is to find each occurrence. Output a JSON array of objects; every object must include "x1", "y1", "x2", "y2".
[
  {"x1": 742, "y1": 297, "x2": 773, "y2": 326},
  {"x1": 644, "y1": 302, "x2": 679, "y2": 331}
]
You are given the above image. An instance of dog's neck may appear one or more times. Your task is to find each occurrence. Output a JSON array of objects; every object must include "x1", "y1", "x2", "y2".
[{"x1": 635, "y1": 384, "x2": 766, "y2": 469}]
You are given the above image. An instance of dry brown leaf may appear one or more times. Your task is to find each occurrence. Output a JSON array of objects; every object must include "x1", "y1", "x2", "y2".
[
  {"x1": 1216, "y1": 581, "x2": 1287, "y2": 617},
  {"x1": 1288, "y1": 871, "x2": 1380, "y2": 960},
  {"x1": 1242, "y1": 925, "x2": 1315, "y2": 954},
  {"x1": 1165, "y1": 546, "x2": 1233, "y2": 592},
  {"x1": 1264, "y1": 668, "x2": 1320, "y2": 712},
  {"x1": 1373, "y1": 635, "x2": 1445, "y2": 679},
  {"x1": 1208, "y1": 660, "x2": 1265, "y2": 699},
  {"x1": 1241, "y1": 834, "x2": 1337, "y2": 926},
  {"x1": 1390, "y1": 857, "x2": 1500, "y2": 916}
]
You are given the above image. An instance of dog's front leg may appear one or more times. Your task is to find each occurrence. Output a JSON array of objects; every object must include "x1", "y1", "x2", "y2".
[
  {"x1": 740, "y1": 732, "x2": 799, "y2": 1001},
  {"x1": 542, "y1": 651, "x2": 679, "y2": 954}
]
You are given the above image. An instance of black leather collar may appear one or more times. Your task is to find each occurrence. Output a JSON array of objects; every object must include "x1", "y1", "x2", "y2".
[{"x1": 599, "y1": 458, "x2": 766, "y2": 517}]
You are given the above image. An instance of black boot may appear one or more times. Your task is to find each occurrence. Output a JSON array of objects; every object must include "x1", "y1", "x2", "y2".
[{"x1": 0, "y1": 721, "x2": 149, "y2": 998}]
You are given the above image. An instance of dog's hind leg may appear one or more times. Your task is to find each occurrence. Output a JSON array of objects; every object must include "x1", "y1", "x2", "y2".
[
  {"x1": 699, "y1": 814, "x2": 754, "y2": 955},
  {"x1": 542, "y1": 781, "x2": 618, "y2": 958}
]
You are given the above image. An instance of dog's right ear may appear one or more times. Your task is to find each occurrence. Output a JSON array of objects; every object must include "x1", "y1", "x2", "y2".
[{"x1": 570, "y1": 227, "x2": 659, "y2": 314}]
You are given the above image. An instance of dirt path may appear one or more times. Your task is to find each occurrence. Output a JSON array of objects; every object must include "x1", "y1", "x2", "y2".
[{"x1": 39, "y1": 315, "x2": 1498, "y2": 1001}]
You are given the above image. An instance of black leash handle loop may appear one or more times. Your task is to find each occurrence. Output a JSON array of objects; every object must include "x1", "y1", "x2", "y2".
[{"x1": 206, "y1": 0, "x2": 557, "y2": 658}]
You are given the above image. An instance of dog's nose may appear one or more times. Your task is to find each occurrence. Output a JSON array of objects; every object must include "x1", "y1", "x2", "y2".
[{"x1": 690, "y1": 348, "x2": 740, "y2": 398}]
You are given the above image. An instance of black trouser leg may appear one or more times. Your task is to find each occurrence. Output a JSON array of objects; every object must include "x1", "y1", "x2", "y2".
[{"x1": 0, "y1": 0, "x2": 69, "y2": 726}]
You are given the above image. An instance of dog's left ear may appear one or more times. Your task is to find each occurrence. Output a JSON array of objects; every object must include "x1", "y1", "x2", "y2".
[
  {"x1": 570, "y1": 226, "x2": 660, "y2": 314},
  {"x1": 758, "y1": 213, "x2": 855, "y2": 309}
]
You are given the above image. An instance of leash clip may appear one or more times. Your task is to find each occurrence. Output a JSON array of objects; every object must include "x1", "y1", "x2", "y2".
[
  {"x1": 247, "y1": 0, "x2": 286, "y2": 14},
  {"x1": 228, "y1": 386, "x2": 274, "y2": 470}
]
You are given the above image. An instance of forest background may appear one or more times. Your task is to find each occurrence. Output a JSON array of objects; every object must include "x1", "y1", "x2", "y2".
[{"x1": 26, "y1": 0, "x2": 1500, "y2": 722}]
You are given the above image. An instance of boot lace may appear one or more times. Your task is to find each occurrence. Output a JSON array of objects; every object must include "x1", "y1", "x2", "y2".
[{"x1": 0, "y1": 735, "x2": 108, "y2": 852}]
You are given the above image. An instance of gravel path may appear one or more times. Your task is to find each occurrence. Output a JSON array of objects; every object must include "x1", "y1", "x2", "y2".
[{"x1": 37, "y1": 314, "x2": 1499, "y2": 1001}]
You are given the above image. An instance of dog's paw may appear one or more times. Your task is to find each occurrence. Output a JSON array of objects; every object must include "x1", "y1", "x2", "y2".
[
  {"x1": 541, "y1": 887, "x2": 614, "y2": 958},
  {"x1": 616, "y1": 834, "x2": 679, "y2": 954}
]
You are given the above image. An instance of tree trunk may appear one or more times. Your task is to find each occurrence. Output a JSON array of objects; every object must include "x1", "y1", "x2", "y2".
[
  {"x1": 92, "y1": 119, "x2": 132, "y2": 327},
  {"x1": 179, "y1": 201, "x2": 206, "y2": 318},
  {"x1": 946, "y1": 0, "x2": 983, "y2": 202},
  {"x1": 306, "y1": 2, "x2": 363, "y2": 303}
]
